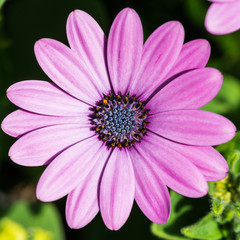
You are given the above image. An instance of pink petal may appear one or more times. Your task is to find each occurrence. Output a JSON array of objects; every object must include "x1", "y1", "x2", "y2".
[
  {"x1": 129, "y1": 21, "x2": 184, "y2": 99},
  {"x1": 6, "y1": 80, "x2": 89, "y2": 116},
  {"x1": 148, "y1": 110, "x2": 236, "y2": 146},
  {"x1": 208, "y1": 0, "x2": 235, "y2": 3},
  {"x1": 66, "y1": 146, "x2": 110, "y2": 229},
  {"x1": 1, "y1": 110, "x2": 90, "y2": 137},
  {"x1": 205, "y1": 1, "x2": 240, "y2": 35},
  {"x1": 9, "y1": 124, "x2": 93, "y2": 166},
  {"x1": 164, "y1": 39, "x2": 211, "y2": 80},
  {"x1": 147, "y1": 68, "x2": 222, "y2": 113},
  {"x1": 130, "y1": 148, "x2": 170, "y2": 224},
  {"x1": 107, "y1": 8, "x2": 143, "y2": 94},
  {"x1": 67, "y1": 10, "x2": 110, "y2": 93},
  {"x1": 34, "y1": 39, "x2": 102, "y2": 105},
  {"x1": 37, "y1": 136, "x2": 104, "y2": 201},
  {"x1": 137, "y1": 132, "x2": 208, "y2": 197},
  {"x1": 100, "y1": 149, "x2": 135, "y2": 230},
  {"x1": 182, "y1": 147, "x2": 228, "y2": 182},
  {"x1": 154, "y1": 139, "x2": 229, "y2": 182}
]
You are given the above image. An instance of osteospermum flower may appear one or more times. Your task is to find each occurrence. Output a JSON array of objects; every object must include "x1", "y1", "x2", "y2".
[
  {"x1": 205, "y1": 0, "x2": 240, "y2": 34},
  {"x1": 1, "y1": 8, "x2": 236, "y2": 230}
]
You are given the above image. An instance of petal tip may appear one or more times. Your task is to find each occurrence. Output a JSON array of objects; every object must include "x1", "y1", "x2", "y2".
[
  {"x1": 1, "y1": 116, "x2": 19, "y2": 138},
  {"x1": 106, "y1": 223, "x2": 122, "y2": 231},
  {"x1": 65, "y1": 203, "x2": 82, "y2": 229},
  {"x1": 67, "y1": 9, "x2": 86, "y2": 21},
  {"x1": 223, "y1": 121, "x2": 237, "y2": 142},
  {"x1": 36, "y1": 185, "x2": 49, "y2": 202},
  {"x1": 34, "y1": 39, "x2": 43, "y2": 51},
  {"x1": 116, "y1": 8, "x2": 139, "y2": 22},
  {"x1": 205, "y1": 67, "x2": 223, "y2": 84},
  {"x1": 195, "y1": 38, "x2": 211, "y2": 55},
  {"x1": 121, "y1": 7, "x2": 136, "y2": 14},
  {"x1": 8, "y1": 144, "x2": 18, "y2": 163},
  {"x1": 168, "y1": 20, "x2": 184, "y2": 34},
  {"x1": 34, "y1": 38, "x2": 52, "y2": 55},
  {"x1": 197, "y1": 181, "x2": 209, "y2": 197},
  {"x1": 1, "y1": 116, "x2": 9, "y2": 135},
  {"x1": 66, "y1": 218, "x2": 79, "y2": 229},
  {"x1": 6, "y1": 83, "x2": 16, "y2": 99}
]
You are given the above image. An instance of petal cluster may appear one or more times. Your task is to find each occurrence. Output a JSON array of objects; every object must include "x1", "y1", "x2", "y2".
[
  {"x1": 1, "y1": 8, "x2": 236, "y2": 230},
  {"x1": 205, "y1": 0, "x2": 240, "y2": 35}
]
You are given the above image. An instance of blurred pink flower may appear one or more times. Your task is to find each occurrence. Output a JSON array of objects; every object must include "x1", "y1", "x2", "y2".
[
  {"x1": 1, "y1": 8, "x2": 236, "y2": 230},
  {"x1": 205, "y1": 0, "x2": 240, "y2": 34}
]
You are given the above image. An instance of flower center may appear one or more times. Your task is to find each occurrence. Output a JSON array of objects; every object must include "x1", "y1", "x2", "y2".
[{"x1": 90, "y1": 92, "x2": 149, "y2": 149}]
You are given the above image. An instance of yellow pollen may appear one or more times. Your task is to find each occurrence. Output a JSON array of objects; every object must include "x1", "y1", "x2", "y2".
[
  {"x1": 104, "y1": 136, "x2": 108, "y2": 141},
  {"x1": 103, "y1": 99, "x2": 108, "y2": 105}
]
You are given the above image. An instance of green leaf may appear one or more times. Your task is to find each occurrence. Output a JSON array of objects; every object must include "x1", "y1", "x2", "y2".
[
  {"x1": 181, "y1": 213, "x2": 222, "y2": 240},
  {"x1": 234, "y1": 222, "x2": 240, "y2": 234},
  {"x1": 235, "y1": 202, "x2": 240, "y2": 217},
  {"x1": 0, "y1": 0, "x2": 6, "y2": 9},
  {"x1": 0, "y1": 201, "x2": 65, "y2": 240},
  {"x1": 201, "y1": 75, "x2": 240, "y2": 115},
  {"x1": 151, "y1": 191, "x2": 208, "y2": 240}
]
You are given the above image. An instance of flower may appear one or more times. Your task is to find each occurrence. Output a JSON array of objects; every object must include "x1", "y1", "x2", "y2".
[
  {"x1": 205, "y1": 0, "x2": 240, "y2": 35},
  {"x1": 1, "y1": 8, "x2": 236, "y2": 230}
]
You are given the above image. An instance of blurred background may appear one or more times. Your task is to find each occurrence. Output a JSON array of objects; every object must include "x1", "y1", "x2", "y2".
[{"x1": 0, "y1": 0, "x2": 240, "y2": 239}]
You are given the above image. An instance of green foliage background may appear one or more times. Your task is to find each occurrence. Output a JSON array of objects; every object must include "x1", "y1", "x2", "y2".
[{"x1": 0, "y1": 0, "x2": 240, "y2": 239}]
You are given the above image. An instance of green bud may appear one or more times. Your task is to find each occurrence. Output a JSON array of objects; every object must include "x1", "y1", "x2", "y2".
[
  {"x1": 212, "y1": 197, "x2": 226, "y2": 216},
  {"x1": 228, "y1": 150, "x2": 240, "y2": 174}
]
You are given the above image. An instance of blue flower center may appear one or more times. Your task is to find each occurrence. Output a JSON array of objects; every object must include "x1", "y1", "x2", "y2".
[
  {"x1": 90, "y1": 92, "x2": 149, "y2": 149},
  {"x1": 105, "y1": 107, "x2": 136, "y2": 136}
]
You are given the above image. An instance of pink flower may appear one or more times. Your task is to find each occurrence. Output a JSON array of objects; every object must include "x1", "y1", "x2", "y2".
[
  {"x1": 1, "y1": 8, "x2": 236, "y2": 230},
  {"x1": 205, "y1": 0, "x2": 240, "y2": 35}
]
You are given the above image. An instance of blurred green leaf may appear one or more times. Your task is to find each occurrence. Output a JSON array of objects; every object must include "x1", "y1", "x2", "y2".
[
  {"x1": 0, "y1": 0, "x2": 6, "y2": 9},
  {"x1": 181, "y1": 213, "x2": 222, "y2": 240},
  {"x1": 201, "y1": 75, "x2": 240, "y2": 115},
  {"x1": 234, "y1": 222, "x2": 240, "y2": 234},
  {"x1": 151, "y1": 192, "x2": 189, "y2": 240},
  {"x1": 185, "y1": 0, "x2": 207, "y2": 27},
  {"x1": 151, "y1": 191, "x2": 208, "y2": 240},
  {"x1": 0, "y1": 201, "x2": 65, "y2": 240}
]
